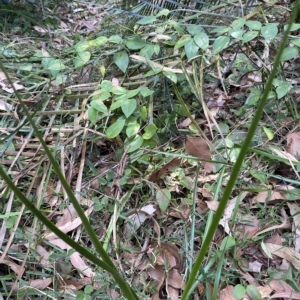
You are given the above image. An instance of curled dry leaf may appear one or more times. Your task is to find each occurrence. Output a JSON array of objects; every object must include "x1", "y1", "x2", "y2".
[
  {"x1": 148, "y1": 158, "x2": 181, "y2": 182},
  {"x1": 45, "y1": 206, "x2": 93, "y2": 240},
  {"x1": 2, "y1": 258, "x2": 25, "y2": 277},
  {"x1": 186, "y1": 137, "x2": 214, "y2": 173}
]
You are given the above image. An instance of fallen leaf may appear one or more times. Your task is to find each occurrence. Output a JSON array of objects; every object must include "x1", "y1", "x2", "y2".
[
  {"x1": 186, "y1": 137, "x2": 214, "y2": 173},
  {"x1": 219, "y1": 192, "x2": 248, "y2": 234},
  {"x1": 287, "y1": 202, "x2": 300, "y2": 252},
  {"x1": 168, "y1": 268, "x2": 185, "y2": 289},
  {"x1": 124, "y1": 204, "x2": 156, "y2": 238},
  {"x1": 286, "y1": 132, "x2": 300, "y2": 157},
  {"x1": 249, "y1": 260, "x2": 262, "y2": 272},
  {"x1": 45, "y1": 206, "x2": 93, "y2": 240},
  {"x1": 30, "y1": 278, "x2": 52, "y2": 289},
  {"x1": 254, "y1": 191, "x2": 285, "y2": 203},
  {"x1": 264, "y1": 243, "x2": 300, "y2": 269},
  {"x1": 218, "y1": 285, "x2": 235, "y2": 300},
  {"x1": 149, "y1": 158, "x2": 181, "y2": 182}
]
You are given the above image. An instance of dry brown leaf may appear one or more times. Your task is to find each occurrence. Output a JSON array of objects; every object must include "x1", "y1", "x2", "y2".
[
  {"x1": 168, "y1": 285, "x2": 179, "y2": 300},
  {"x1": 124, "y1": 204, "x2": 156, "y2": 238},
  {"x1": 169, "y1": 203, "x2": 191, "y2": 220},
  {"x1": 168, "y1": 269, "x2": 185, "y2": 289},
  {"x1": 264, "y1": 243, "x2": 300, "y2": 269},
  {"x1": 253, "y1": 209, "x2": 289, "y2": 237},
  {"x1": 149, "y1": 158, "x2": 181, "y2": 182},
  {"x1": 30, "y1": 278, "x2": 52, "y2": 289},
  {"x1": 218, "y1": 285, "x2": 235, "y2": 300},
  {"x1": 271, "y1": 292, "x2": 300, "y2": 299},
  {"x1": 268, "y1": 279, "x2": 297, "y2": 294},
  {"x1": 219, "y1": 192, "x2": 248, "y2": 234},
  {"x1": 286, "y1": 132, "x2": 300, "y2": 157},
  {"x1": 265, "y1": 233, "x2": 282, "y2": 246},
  {"x1": 257, "y1": 285, "x2": 272, "y2": 298},
  {"x1": 205, "y1": 200, "x2": 219, "y2": 211},
  {"x1": 2, "y1": 258, "x2": 25, "y2": 277},
  {"x1": 70, "y1": 252, "x2": 95, "y2": 277},
  {"x1": 49, "y1": 239, "x2": 95, "y2": 277},
  {"x1": 56, "y1": 204, "x2": 78, "y2": 227},
  {"x1": 186, "y1": 137, "x2": 214, "y2": 173},
  {"x1": 287, "y1": 202, "x2": 300, "y2": 252},
  {"x1": 45, "y1": 206, "x2": 93, "y2": 240},
  {"x1": 254, "y1": 191, "x2": 285, "y2": 203}
]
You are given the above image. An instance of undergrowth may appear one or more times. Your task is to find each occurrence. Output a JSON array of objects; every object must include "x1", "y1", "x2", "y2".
[{"x1": 0, "y1": 0, "x2": 300, "y2": 299}]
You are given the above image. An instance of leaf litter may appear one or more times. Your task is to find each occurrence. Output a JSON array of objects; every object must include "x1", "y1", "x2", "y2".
[{"x1": 1, "y1": 1, "x2": 300, "y2": 299}]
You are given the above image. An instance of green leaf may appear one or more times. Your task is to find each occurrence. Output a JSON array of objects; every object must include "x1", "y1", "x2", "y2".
[
  {"x1": 142, "y1": 124, "x2": 157, "y2": 140},
  {"x1": 121, "y1": 98, "x2": 137, "y2": 118},
  {"x1": 156, "y1": 189, "x2": 171, "y2": 213},
  {"x1": 88, "y1": 107, "x2": 98, "y2": 125},
  {"x1": 242, "y1": 31, "x2": 259, "y2": 43},
  {"x1": 127, "y1": 88, "x2": 140, "y2": 98},
  {"x1": 142, "y1": 137, "x2": 158, "y2": 148},
  {"x1": 213, "y1": 36, "x2": 230, "y2": 54},
  {"x1": 211, "y1": 26, "x2": 230, "y2": 34},
  {"x1": 187, "y1": 25, "x2": 203, "y2": 35},
  {"x1": 229, "y1": 29, "x2": 244, "y2": 40},
  {"x1": 145, "y1": 67, "x2": 162, "y2": 77},
  {"x1": 184, "y1": 38, "x2": 199, "y2": 60},
  {"x1": 140, "y1": 87, "x2": 154, "y2": 97},
  {"x1": 47, "y1": 59, "x2": 66, "y2": 77},
  {"x1": 140, "y1": 44, "x2": 156, "y2": 59},
  {"x1": 137, "y1": 16, "x2": 156, "y2": 25},
  {"x1": 126, "y1": 122, "x2": 140, "y2": 138},
  {"x1": 111, "y1": 86, "x2": 128, "y2": 95},
  {"x1": 106, "y1": 117, "x2": 126, "y2": 139},
  {"x1": 93, "y1": 90, "x2": 111, "y2": 101},
  {"x1": 232, "y1": 285, "x2": 246, "y2": 300},
  {"x1": 250, "y1": 170, "x2": 268, "y2": 184},
  {"x1": 220, "y1": 236, "x2": 235, "y2": 251},
  {"x1": 174, "y1": 34, "x2": 191, "y2": 50},
  {"x1": 261, "y1": 24, "x2": 278, "y2": 42},
  {"x1": 280, "y1": 47, "x2": 299, "y2": 61},
  {"x1": 263, "y1": 126, "x2": 274, "y2": 141},
  {"x1": 231, "y1": 18, "x2": 246, "y2": 29},
  {"x1": 108, "y1": 35, "x2": 122, "y2": 44},
  {"x1": 194, "y1": 32, "x2": 209, "y2": 50},
  {"x1": 245, "y1": 20, "x2": 261, "y2": 30},
  {"x1": 127, "y1": 135, "x2": 144, "y2": 153},
  {"x1": 19, "y1": 64, "x2": 33, "y2": 71},
  {"x1": 113, "y1": 51, "x2": 129, "y2": 73},
  {"x1": 284, "y1": 23, "x2": 300, "y2": 32},
  {"x1": 100, "y1": 80, "x2": 113, "y2": 92},
  {"x1": 276, "y1": 81, "x2": 291, "y2": 98},
  {"x1": 91, "y1": 100, "x2": 108, "y2": 114},
  {"x1": 163, "y1": 71, "x2": 177, "y2": 83},
  {"x1": 213, "y1": 123, "x2": 229, "y2": 134},
  {"x1": 125, "y1": 36, "x2": 147, "y2": 50},
  {"x1": 75, "y1": 40, "x2": 89, "y2": 52},
  {"x1": 246, "y1": 285, "x2": 261, "y2": 300},
  {"x1": 140, "y1": 106, "x2": 147, "y2": 121},
  {"x1": 93, "y1": 36, "x2": 108, "y2": 46},
  {"x1": 290, "y1": 38, "x2": 300, "y2": 47},
  {"x1": 156, "y1": 9, "x2": 169, "y2": 17},
  {"x1": 74, "y1": 51, "x2": 91, "y2": 68}
]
